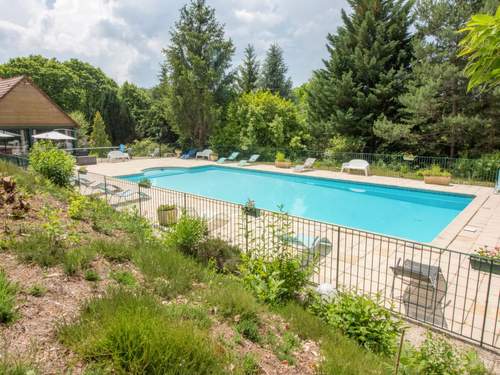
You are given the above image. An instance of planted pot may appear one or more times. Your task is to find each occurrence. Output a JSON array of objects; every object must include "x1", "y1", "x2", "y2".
[
  {"x1": 424, "y1": 175, "x2": 451, "y2": 186},
  {"x1": 275, "y1": 161, "x2": 292, "y2": 168},
  {"x1": 210, "y1": 153, "x2": 219, "y2": 161},
  {"x1": 470, "y1": 255, "x2": 500, "y2": 275},
  {"x1": 175, "y1": 149, "x2": 182, "y2": 157},
  {"x1": 157, "y1": 205, "x2": 177, "y2": 226}
]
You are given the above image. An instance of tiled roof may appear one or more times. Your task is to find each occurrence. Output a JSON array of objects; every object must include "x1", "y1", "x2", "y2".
[{"x1": 0, "y1": 76, "x2": 25, "y2": 100}]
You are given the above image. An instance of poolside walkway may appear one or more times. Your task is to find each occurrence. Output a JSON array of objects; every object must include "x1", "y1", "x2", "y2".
[{"x1": 85, "y1": 157, "x2": 499, "y2": 254}]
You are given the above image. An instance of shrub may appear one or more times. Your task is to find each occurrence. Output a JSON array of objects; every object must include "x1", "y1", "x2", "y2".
[
  {"x1": 235, "y1": 314, "x2": 261, "y2": 343},
  {"x1": 164, "y1": 215, "x2": 208, "y2": 256},
  {"x1": 63, "y1": 247, "x2": 95, "y2": 276},
  {"x1": 29, "y1": 141, "x2": 75, "y2": 187},
  {"x1": 68, "y1": 195, "x2": 91, "y2": 220},
  {"x1": 240, "y1": 353, "x2": 259, "y2": 375},
  {"x1": 110, "y1": 270, "x2": 136, "y2": 286},
  {"x1": 127, "y1": 138, "x2": 160, "y2": 157},
  {"x1": 138, "y1": 178, "x2": 151, "y2": 188},
  {"x1": 418, "y1": 164, "x2": 451, "y2": 177},
  {"x1": 59, "y1": 289, "x2": 224, "y2": 374},
  {"x1": 309, "y1": 291, "x2": 402, "y2": 356},
  {"x1": 0, "y1": 270, "x2": 18, "y2": 324},
  {"x1": 89, "y1": 239, "x2": 134, "y2": 263},
  {"x1": 275, "y1": 151, "x2": 286, "y2": 162},
  {"x1": 84, "y1": 269, "x2": 100, "y2": 282},
  {"x1": 13, "y1": 231, "x2": 66, "y2": 268},
  {"x1": 399, "y1": 333, "x2": 488, "y2": 375},
  {"x1": 197, "y1": 238, "x2": 241, "y2": 273},
  {"x1": 239, "y1": 251, "x2": 311, "y2": 305},
  {"x1": 204, "y1": 277, "x2": 260, "y2": 319}
]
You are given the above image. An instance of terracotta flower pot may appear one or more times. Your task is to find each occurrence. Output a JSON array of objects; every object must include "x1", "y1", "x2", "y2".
[
  {"x1": 470, "y1": 255, "x2": 500, "y2": 275},
  {"x1": 210, "y1": 153, "x2": 219, "y2": 161},
  {"x1": 424, "y1": 175, "x2": 451, "y2": 186},
  {"x1": 275, "y1": 161, "x2": 292, "y2": 168}
]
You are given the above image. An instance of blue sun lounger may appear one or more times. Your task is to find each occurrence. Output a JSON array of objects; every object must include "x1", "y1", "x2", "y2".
[
  {"x1": 217, "y1": 152, "x2": 239, "y2": 163},
  {"x1": 180, "y1": 149, "x2": 197, "y2": 159}
]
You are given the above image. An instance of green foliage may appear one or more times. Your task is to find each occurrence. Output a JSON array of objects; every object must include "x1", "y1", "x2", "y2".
[
  {"x1": 266, "y1": 330, "x2": 300, "y2": 365},
  {"x1": 89, "y1": 112, "x2": 112, "y2": 156},
  {"x1": 58, "y1": 289, "x2": 224, "y2": 374},
  {"x1": 127, "y1": 138, "x2": 160, "y2": 157},
  {"x1": 0, "y1": 354, "x2": 38, "y2": 375},
  {"x1": 325, "y1": 135, "x2": 366, "y2": 154},
  {"x1": 240, "y1": 251, "x2": 310, "y2": 305},
  {"x1": 134, "y1": 241, "x2": 206, "y2": 298},
  {"x1": 237, "y1": 44, "x2": 260, "y2": 94},
  {"x1": 309, "y1": 291, "x2": 402, "y2": 356},
  {"x1": 275, "y1": 151, "x2": 286, "y2": 162},
  {"x1": 419, "y1": 164, "x2": 452, "y2": 177},
  {"x1": 308, "y1": 0, "x2": 413, "y2": 151},
  {"x1": 240, "y1": 354, "x2": 259, "y2": 375},
  {"x1": 88, "y1": 239, "x2": 134, "y2": 263},
  {"x1": 459, "y1": 6, "x2": 500, "y2": 91},
  {"x1": 13, "y1": 231, "x2": 66, "y2": 268},
  {"x1": 68, "y1": 195, "x2": 91, "y2": 220},
  {"x1": 63, "y1": 247, "x2": 95, "y2": 276},
  {"x1": 162, "y1": 0, "x2": 235, "y2": 147},
  {"x1": 399, "y1": 333, "x2": 488, "y2": 375},
  {"x1": 110, "y1": 270, "x2": 136, "y2": 286},
  {"x1": 235, "y1": 314, "x2": 261, "y2": 343},
  {"x1": 27, "y1": 284, "x2": 47, "y2": 297},
  {"x1": 29, "y1": 141, "x2": 75, "y2": 187},
  {"x1": 0, "y1": 269, "x2": 17, "y2": 324},
  {"x1": 119, "y1": 82, "x2": 151, "y2": 137},
  {"x1": 164, "y1": 215, "x2": 208, "y2": 257},
  {"x1": 213, "y1": 91, "x2": 305, "y2": 152},
  {"x1": 84, "y1": 269, "x2": 100, "y2": 282},
  {"x1": 70, "y1": 111, "x2": 91, "y2": 147},
  {"x1": 259, "y1": 43, "x2": 292, "y2": 98},
  {"x1": 197, "y1": 238, "x2": 241, "y2": 273}
]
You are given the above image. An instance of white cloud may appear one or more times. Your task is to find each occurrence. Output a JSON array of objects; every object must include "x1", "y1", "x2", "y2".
[{"x1": 0, "y1": 0, "x2": 349, "y2": 87}]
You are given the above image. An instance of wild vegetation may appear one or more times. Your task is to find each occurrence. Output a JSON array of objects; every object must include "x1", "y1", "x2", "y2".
[{"x1": 0, "y1": 158, "x2": 493, "y2": 374}]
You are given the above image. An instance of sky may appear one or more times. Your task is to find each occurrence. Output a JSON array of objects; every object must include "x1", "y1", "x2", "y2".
[{"x1": 0, "y1": 0, "x2": 349, "y2": 88}]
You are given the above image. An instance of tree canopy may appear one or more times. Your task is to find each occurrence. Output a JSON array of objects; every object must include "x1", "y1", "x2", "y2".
[{"x1": 259, "y1": 44, "x2": 292, "y2": 98}]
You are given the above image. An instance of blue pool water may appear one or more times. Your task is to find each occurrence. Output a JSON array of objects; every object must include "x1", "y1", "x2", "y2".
[{"x1": 120, "y1": 166, "x2": 473, "y2": 242}]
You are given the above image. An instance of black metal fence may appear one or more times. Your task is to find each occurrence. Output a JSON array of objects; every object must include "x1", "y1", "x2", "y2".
[
  {"x1": 77, "y1": 171, "x2": 500, "y2": 351},
  {"x1": 0, "y1": 154, "x2": 29, "y2": 168}
]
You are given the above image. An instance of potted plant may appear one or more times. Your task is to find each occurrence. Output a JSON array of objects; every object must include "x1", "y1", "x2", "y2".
[
  {"x1": 210, "y1": 152, "x2": 219, "y2": 161},
  {"x1": 242, "y1": 199, "x2": 260, "y2": 218},
  {"x1": 275, "y1": 151, "x2": 292, "y2": 168},
  {"x1": 419, "y1": 165, "x2": 452, "y2": 186},
  {"x1": 470, "y1": 246, "x2": 500, "y2": 275},
  {"x1": 78, "y1": 166, "x2": 88, "y2": 175},
  {"x1": 175, "y1": 148, "x2": 182, "y2": 157},
  {"x1": 157, "y1": 204, "x2": 177, "y2": 226},
  {"x1": 138, "y1": 178, "x2": 151, "y2": 188}
]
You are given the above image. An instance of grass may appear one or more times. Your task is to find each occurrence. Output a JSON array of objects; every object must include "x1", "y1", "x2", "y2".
[
  {"x1": 12, "y1": 231, "x2": 65, "y2": 268},
  {"x1": 84, "y1": 269, "x2": 100, "y2": 282},
  {"x1": 110, "y1": 270, "x2": 136, "y2": 286},
  {"x1": 27, "y1": 284, "x2": 47, "y2": 297},
  {"x1": 87, "y1": 239, "x2": 134, "y2": 263},
  {"x1": 235, "y1": 315, "x2": 261, "y2": 343},
  {"x1": 0, "y1": 270, "x2": 17, "y2": 324},
  {"x1": 0, "y1": 356, "x2": 37, "y2": 375},
  {"x1": 134, "y1": 241, "x2": 206, "y2": 298},
  {"x1": 58, "y1": 288, "x2": 225, "y2": 374},
  {"x1": 277, "y1": 302, "x2": 391, "y2": 374},
  {"x1": 63, "y1": 247, "x2": 95, "y2": 276}
]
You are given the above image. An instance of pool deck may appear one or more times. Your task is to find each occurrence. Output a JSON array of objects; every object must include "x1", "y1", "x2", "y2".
[{"x1": 86, "y1": 157, "x2": 499, "y2": 254}]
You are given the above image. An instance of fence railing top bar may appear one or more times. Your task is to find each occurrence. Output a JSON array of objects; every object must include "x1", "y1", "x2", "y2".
[{"x1": 95, "y1": 171, "x2": 479, "y2": 259}]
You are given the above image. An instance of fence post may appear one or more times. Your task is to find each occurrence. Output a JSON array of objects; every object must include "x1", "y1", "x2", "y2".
[
  {"x1": 183, "y1": 192, "x2": 187, "y2": 212},
  {"x1": 138, "y1": 184, "x2": 143, "y2": 216},
  {"x1": 479, "y1": 260, "x2": 493, "y2": 347},
  {"x1": 335, "y1": 227, "x2": 340, "y2": 289},
  {"x1": 77, "y1": 170, "x2": 81, "y2": 193},
  {"x1": 104, "y1": 176, "x2": 108, "y2": 203}
]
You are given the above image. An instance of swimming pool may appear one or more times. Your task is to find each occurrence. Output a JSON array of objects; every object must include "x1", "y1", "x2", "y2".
[{"x1": 119, "y1": 166, "x2": 473, "y2": 242}]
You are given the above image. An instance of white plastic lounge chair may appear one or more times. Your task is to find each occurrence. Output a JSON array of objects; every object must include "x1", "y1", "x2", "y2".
[
  {"x1": 112, "y1": 189, "x2": 150, "y2": 204},
  {"x1": 217, "y1": 152, "x2": 239, "y2": 163},
  {"x1": 196, "y1": 149, "x2": 212, "y2": 159},
  {"x1": 92, "y1": 182, "x2": 122, "y2": 195},
  {"x1": 282, "y1": 234, "x2": 332, "y2": 267},
  {"x1": 293, "y1": 158, "x2": 316, "y2": 172},
  {"x1": 341, "y1": 159, "x2": 370, "y2": 176},
  {"x1": 107, "y1": 150, "x2": 130, "y2": 162},
  {"x1": 239, "y1": 154, "x2": 260, "y2": 166},
  {"x1": 150, "y1": 148, "x2": 160, "y2": 158}
]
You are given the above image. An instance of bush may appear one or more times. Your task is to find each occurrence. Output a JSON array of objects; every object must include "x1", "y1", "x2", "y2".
[
  {"x1": 59, "y1": 289, "x2": 224, "y2": 374},
  {"x1": 63, "y1": 247, "x2": 95, "y2": 276},
  {"x1": 127, "y1": 138, "x2": 160, "y2": 157},
  {"x1": 88, "y1": 239, "x2": 134, "y2": 263},
  {"x1": 197, "y1": 238, "x2": 241, "y2": 273},
  {"x1": 418, "y1": 164, "x2": 451, "y2": 177},
  {"x1": 164, "y1": 215, "x2": 208, "y2": 256},
  {"x1": 235, "y1": 314, "x2": 261, "y2": 343},
  {"x1": 84, "y1": 269, "x2": 100, "y2": 282},
  {"x1": 452, "y1": 152, "x2": 500, "y2": 181},
  {"x1": 0, "y1": 269, "x2": 17, "y2": 324},
  {"x1": 309, "y1": 291, "x2": 402, "y2": 356},
  {"x1": 29, "y1": 141, "x2": 75, "y2": 187},
  {"x1": 239, "y1": 251, "x2": 311, "y2": 305},
  {"x1": 399, "y1": 333, "x2": 488, "y2": 375},
  {"x1": 68, "y1": 195, "x2": 91, "y2": 220},
  {"x1": 110, "y1": 270, "x2": 136, "y2": 286},
  {"x1": 13, "y1": 231, "x2": 66, "y2": 268}
]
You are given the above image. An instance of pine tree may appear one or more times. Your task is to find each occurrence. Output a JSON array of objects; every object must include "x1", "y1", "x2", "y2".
[
  {"x1": 162, "y1": 0, "x2": 235, "y2": 147},
  {"x1": 89, "y1": 112, "x2": 112, "y2": 156},
  {"x1": 259, "y1": 44, "x2": 292, "y2": 98},
  {"x1": 374, "y1": 0, "x2": 499, "y2": 157},
  {"x1": 237, "y1": 44, "x2": 260, "y2": 93},
  {"x1": 307, "y1": 0, "x2": 414, "y2": 151}
]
